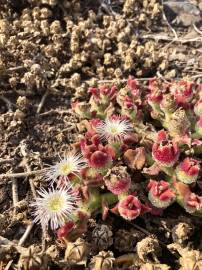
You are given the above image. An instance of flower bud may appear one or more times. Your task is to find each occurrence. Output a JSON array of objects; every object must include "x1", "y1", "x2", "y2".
[
  {"x1": 174, "y1": 180, "x2": 202, "y2": 214},
  {"x1": 89, "y1": 149, "x2": 112, "y2": 169},
  {"x1": 147, "y1": 180, "x2": 176, "y2": 208},
  {"x1": 57, "y1": 221, "x2": 75, "y2": 238},
  {"x1": 89, "y1": 85, "x2": 117, "y2": 104},
  {"x1": 184, "y1": 192, "x2": 202, "y2": 213},
  {"x1": 176, "y1": 157, "x2": 200, "y2": 184},
  {"x1": 156, "y1": 130, "x2": 168, "y2": 142},
  {"x1": 127, "y1": 76, "x2": 140, "y2": 98},
  {"x1": 117, "y1": 195, "x2": 150, "y2": 220},
  {"x1": 122, "y1": 96, "x2": 138, "y2": 121},
  {"x1": 152, "y1": 139, "x2": 180, "y2": 167},
  {"x1": 194, "y1": 99, "x2": 202, "y2": 116},
  {"x1": 195, "y1": 116, "x2": 202, "y2": 137},
  {"x1": 147, "y1": 88, "x2": 163, "y2": 112},
  {"x1": 170, "y1": 80, "x2": 193, "y2": 106},
  {"x1": 100, "y1": 85, "x2": 117, "y2": 102},
  {"x1": 104, "y1": 166, "x2": 131, "y2": 195},
  {"x1": 80, "y1": 138, "x2": 115, "y2": 170},
  {"x1": 57, "y1": 211, "x2": 89, "y2": 242}
]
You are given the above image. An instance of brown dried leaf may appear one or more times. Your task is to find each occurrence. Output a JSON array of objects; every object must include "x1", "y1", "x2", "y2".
[
  {"x1": 143, "y1": 163, "x2": 161, "y2": 176},
  {"x1": 124, "y1": 147, "x2": 146, "y2": 170}
]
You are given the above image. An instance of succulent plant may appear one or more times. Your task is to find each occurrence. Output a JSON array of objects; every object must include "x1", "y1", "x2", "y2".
[
  {"x1": 30, "y1": 77, "x2": 202, "y2": 243},
  {"x1": 91, "y1": 224, "x2": 113, "y2": 251}
]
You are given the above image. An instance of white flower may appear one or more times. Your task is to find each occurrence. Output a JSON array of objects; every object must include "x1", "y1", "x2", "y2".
[
  {"x1": 96, "y1": 117, "x2": 132, "y2": 142},
  {"x1": 31, "y1": 186, "x2": 78, "y2": 230},
  {"x1": 43, "y1": 152, "x2": 86, "y2": 185}
]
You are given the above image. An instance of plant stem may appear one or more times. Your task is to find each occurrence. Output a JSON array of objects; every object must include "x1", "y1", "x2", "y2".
[{"x1": 84, "y1": 191, "x2": 117, "y2": 214}]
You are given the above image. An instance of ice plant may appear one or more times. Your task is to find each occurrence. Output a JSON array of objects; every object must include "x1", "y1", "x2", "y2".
[
  {"x1": 194, "y1": 99, "x2": 202, "y2": 116},
  {"x1": 88, "y1": 148, "x2": 113, "y2": 169},
  {"x1": 147, "y1": 79, "x2": 163, "y2": 113},
  {"x1": 174, "y1": 180, "x2": 202, "y2": 215},
  {"x1": 195, "y1": 116, "x2": 202, "y2": 137},
  {"x1": 127, "y1": 76, "x2": 140, "y2": 99},
  {"x1": 57, "y1": 211, "x2": 90, "y2": 242},
  {"x1": 43, "y1": 152, "x2": 86, "y2": 185},
  {"x1": 170, "y1": 80, "x2": 193, "y2": 106},
  {"x1": 89, "y1": 85, "x2": 117, "y2": 103},
  {"x1": 148, "y1": 89, "x2": 163, "y2": 112},
  {"x1": 176, "y1": 157, "x2": 200, "y2": 184},
  {"x1": 152, "y1": 136, "x2": 180, "y2": 167},
  {"x1": 67, "y1": 76, "x2": 202, "y2": 237},
  {"x1": 117, "y1": 195, "x2": 142, "y2": 220},
  {"x1": 147, "y1": 180, "x2": 176, "y2": 208},
  {"x1": 57, "y1": 221, "x2": 75, "y2": 238},
  {"x1": 31, "y1": 186, "x2": 78, "y2": 230},
  {"x1": 160, "y1": 93, "x2": 177, "y2": 114},
  {"x1": 96, "y1": 115, "x2": 132, "y2": 142},
  {"x1": 88, "y1": 85, "x2": 117, "y2": 118},
  {"x1": 167, "y1": 109, "x2": 190, "y2": 137},
  {"x1": 121, "y1": 96, "x2": 138, "y2": 121},
  {"x1": 80, "y1": 138, "x2": 115, "y2": 170},
  {"x1": 104, "y1": 166, "x2": 131, "y2": 195},
  {"x1": 184, "y1": 193, "x2": 202, "y2": 214},
  {"x1": 80, "y1": 167, "x2": 104, "y2": 187}
]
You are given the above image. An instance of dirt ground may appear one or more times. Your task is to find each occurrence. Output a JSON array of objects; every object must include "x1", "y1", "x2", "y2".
[{"x1": 0, "y1": 0, "x2": 202, "y2": 269}]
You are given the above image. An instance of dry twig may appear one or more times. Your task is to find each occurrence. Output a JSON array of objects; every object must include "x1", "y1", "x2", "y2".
[
  {"x1": 0, "y1": 236, "x2": 26, "y2": 253},
  {"x1": 4, "y1": 260, "x2": 13, "y2": 270},
  {"x1": 19, "y1": 140, "x2": 39, "y2": 198},
  {"x1": 39, "y1": 109, "x2": 70, "y2": 116},
  {"x1": 93, "y1": 77, "x2": 155, "y2": 84},
  {"x1": 191, "y1": 74, "x2": 202, "y2": 80},
  {"x1": 139, "y1": 33, "x2": 202, "y2": 43},
  {"x1": 12, "y1": 178, "x2": 19, "y2": 211},
  {"x1": 161, "y1": 0, "x2": 178, "y2": 39},
  {"x1": 193, "y1": 23, "x2": 202, "y2": 36},
  {"x1": 18, "y1": 223, "x2": 34, "y2": 246},
  {"x1": 37, "y1": 89, "x2": 49, "y2": 114},
  {"x1": 0, "y1": 96, "x2": 16, "y2": 111},
  {"x1": 0, "y1": 169, "x2": 45, "y2": 180},
  {"x1": 0, "y1": 158, "x2": 14, "y2": 165}
]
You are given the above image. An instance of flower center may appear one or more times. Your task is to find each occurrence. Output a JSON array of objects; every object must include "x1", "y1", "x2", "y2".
[
  {"x1": 128, "y1": 203, "x2": 134, "y2": 209},
  {"x1": 110, "y1": 126, "x2": 119, "y2": 134},
  {"x1": 47, "y1": 196, "x2": 64, "y2": 212},
  {"x1": 59, "y1": 162, "x2": 74, "y2": 176}
]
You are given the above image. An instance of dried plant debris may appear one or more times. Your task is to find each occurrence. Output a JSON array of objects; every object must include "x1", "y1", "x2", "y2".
[
  {"x1": 18, "y1": 245, "x2": 51, "y2": 270},
  {"x1": 91, "y1": 224, "x2": 113, "y2": 251},
  {"x1": 171, "y1": 221, "x2": 193, "y2": 245},
  {"x1": 114, "y1": 228, "x2": 144, "y2": 252},
  {"x1": 0, "y1": 0, "x2": 185, "y2": 101},
  {"x1": 64, "y1": 238, "x2": 89, "y2": 265},
  {"x1": 88, "y1": 251, "x2": 115, "y2": 270},
  {"x1": 139, "y1": 263, "x2": 171, "y2": 270},
  {"x1": 136, "y1": 236, "x2": 161, "y2": 263},
  {"x1": 168, "y1": 243, "x2": 202, "y2": 270}
]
